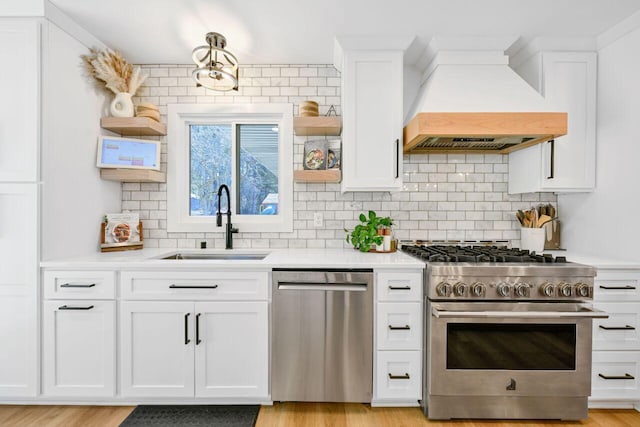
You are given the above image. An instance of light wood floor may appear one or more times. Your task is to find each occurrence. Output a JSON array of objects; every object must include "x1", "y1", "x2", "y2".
[{"x1": 0, "y1": 404, "x2": 639, "y2": 427}]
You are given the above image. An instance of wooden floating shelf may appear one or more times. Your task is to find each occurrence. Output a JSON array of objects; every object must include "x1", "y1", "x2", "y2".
[
  {"x1": 293, "y1": 116, "x2": 342, "y2": 136},
  {"x1": 293, "y1": 169, "x2": 341, "y2": 183},
  {"x1": 100, "y1": 168, "x2": 166, "y2": 183},
  {"x1": 101, "y1": 117, "x2": 167, "y2": 136}
]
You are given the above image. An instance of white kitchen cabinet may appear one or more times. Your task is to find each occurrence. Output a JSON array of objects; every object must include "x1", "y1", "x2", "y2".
[
  {"x1": 0, "y1": 184, "x2": 38, "y2": 397},
  {"x1": 0, "y1": 19, "x2": 39, "y2": 182},
  {"x1": 340, "y1": 50, "x2": 404, "y2": 192},
  {"x1": 194, "y1": 302, "x2": 268, "y2": 398},
  {"x1": 120, "y1": 271, "x2": 269, "y2": 400},
  {"x1": 120, "y1": 301, "x2": 195, "y2": 398},
  {"x1": 373, "y1": 269, "x2": 423, "y2": 406},
  {"x1": 590, "y1": 268, "x2": 640, "y2": 408},
  {"x1": 43, "y1": 300, "x2": 115, "y2": 397},
  {"x1": 509, "y1": 51, "x2": 596, "y2": 193}
]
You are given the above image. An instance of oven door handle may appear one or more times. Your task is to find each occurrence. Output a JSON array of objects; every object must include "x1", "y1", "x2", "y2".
[{"x1": 432, "y1": 307, "x2": 609, "y2": 319}]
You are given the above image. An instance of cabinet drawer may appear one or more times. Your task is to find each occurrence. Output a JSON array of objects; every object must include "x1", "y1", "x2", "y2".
[
  {"x1": 591, "y1": 351, "x2": 640, "y2": 400},
  {"x1": 43, "y1": 270, "x2": 115, "y2": 300},
  {"x1": 377, "y1": 271, "x2": 422, "y2": 302},
  {"x1": 594, "y1": 270, "x2": 640, "y2": 302},
  {"x1": 121, "y1": 271, "x2": 269, "y2": 301},
  {"x1": 376, "y1": 350, "x2": 421, "y2": 400},
  {"x1": 377, "y1": 302, "x2": 422, "y2": 350},
  {"x1": 593, "y1": 303, "x2": 640, "y2": 350}
]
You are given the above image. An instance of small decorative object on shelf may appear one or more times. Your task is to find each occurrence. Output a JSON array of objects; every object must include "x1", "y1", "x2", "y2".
[
  {"x1": 326, "y1": 139, "x2": 341, "y2": 170},
  {"x1": 345, "y1": 211, "x2": 394, "y2": 253},
  {"x1": 299, "y1": 100, "x2": 319, "y2": 117},
  {"x1": 135, "y1": 102, "x2": 160, "y2": 122},
  {"x1": 82, "y1": 48, "x2": 147, "y2": 118},
  {"x1": 101, "y1": 213, "x2": 143, "y2": 252},
  {"x1": 303, "y1": 140, "x2": 327, "y2": 170}
]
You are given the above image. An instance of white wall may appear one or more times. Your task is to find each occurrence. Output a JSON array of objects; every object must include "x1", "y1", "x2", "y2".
[
  {"x1": 41, "y1": 21, "x2": 121, "y2": 260},
  {"x1": 558, "y1": 25, "x2": 640, "y2": 261}
]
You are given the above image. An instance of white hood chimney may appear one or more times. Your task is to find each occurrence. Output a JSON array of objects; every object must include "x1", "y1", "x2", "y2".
[{"x1": 404, "y1": 37, "x2": 566, "y2": 154}]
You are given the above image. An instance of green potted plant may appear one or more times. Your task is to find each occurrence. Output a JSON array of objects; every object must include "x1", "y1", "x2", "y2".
[{"x1": 345, "y1": 211, "x2": 393, "y2": 252}]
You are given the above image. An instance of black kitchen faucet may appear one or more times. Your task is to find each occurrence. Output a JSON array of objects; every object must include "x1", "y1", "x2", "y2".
[{"x1": 216, "y1": 184, "x2": 239, "y2": 249}]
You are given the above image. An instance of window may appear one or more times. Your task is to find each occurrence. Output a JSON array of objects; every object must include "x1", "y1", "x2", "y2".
[{"x1": 167, "y1": 104, "x2": 293, "y2": 233}]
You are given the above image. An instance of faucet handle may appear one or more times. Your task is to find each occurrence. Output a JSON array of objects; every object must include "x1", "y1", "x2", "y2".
[{"x1": 216, "y1": 212, "x2": 222, "y2": 227}]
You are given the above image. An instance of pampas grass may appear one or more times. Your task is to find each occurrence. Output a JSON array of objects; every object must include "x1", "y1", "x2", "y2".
[{"x1": 82, "y1": 48, "x2": 146, "y2": 95}]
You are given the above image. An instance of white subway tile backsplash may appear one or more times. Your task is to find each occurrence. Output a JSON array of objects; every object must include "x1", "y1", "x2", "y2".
[{"x1": 127, "y1": 64, "x2": 556, "y2": 249}]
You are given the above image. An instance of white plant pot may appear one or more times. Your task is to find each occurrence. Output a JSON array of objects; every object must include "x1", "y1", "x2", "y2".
[{"x1": 110, "y1": 92, "x2": 134, "y2": 117}]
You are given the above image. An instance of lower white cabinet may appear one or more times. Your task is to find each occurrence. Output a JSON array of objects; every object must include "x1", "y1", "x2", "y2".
[
  {"x1": 375, "y1": 351, "x2": 422, "y2": 400},
  {"x1": 120, "y1": 300, "x2": 268, "y2": 399},
  {"x1": 43, "y1": 300, "x2": 115, "y2": 397},
  {"x1": 592, "y1": 351, "x2": 640, "y2": 401}
]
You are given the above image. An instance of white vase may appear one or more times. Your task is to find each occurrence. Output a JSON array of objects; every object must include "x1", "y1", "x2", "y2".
[{"x1": 110, "y1": 92, "x2": 134, "y2": 117}]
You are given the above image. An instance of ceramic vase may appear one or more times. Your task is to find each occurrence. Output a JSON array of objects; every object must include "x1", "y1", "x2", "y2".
[{"x1": 110, "y1": 92, "x2": 134, "y2": 117}]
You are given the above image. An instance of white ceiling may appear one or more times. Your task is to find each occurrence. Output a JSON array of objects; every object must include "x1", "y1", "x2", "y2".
[{"x1": 51, "y1": 0, "x2": 640, "y2": 65}]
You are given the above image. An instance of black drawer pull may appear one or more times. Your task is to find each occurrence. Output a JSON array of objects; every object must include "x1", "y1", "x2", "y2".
[
  {"x1": 599, "y1": 373, "x2": 635, "y2": 380},
  {"x1": 599, "y1": 285, "x2": 636, "y2": 290},
  {"x1": 388, "y1": 373, "x2": 410, "y2": 380},
  {"x1": 184, "y1": 313, "x2": 191, "y2": 345},
  {"x1": 60, "y1": 283, "x2": 96, "y2": 288},
  {"x1": 599, "y1": 325, "x2": 636, "y2": 331},
  {"x1": 388, "y1": 286, "x2": 411, "y2": 290},
  {"x1": 388, "y1": 325, "x2": 411, "y2": 330},
  {"x1": 58, "y1": 305, "x2": 94, "y2": 310},
  {"x1": 170, "y1": 284, "x2": 218, "y2": 289}
]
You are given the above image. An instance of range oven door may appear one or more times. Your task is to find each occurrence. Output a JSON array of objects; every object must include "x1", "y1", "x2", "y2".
[{"x1": 428, "y1": 302, "x2": 608, "y2": 398}]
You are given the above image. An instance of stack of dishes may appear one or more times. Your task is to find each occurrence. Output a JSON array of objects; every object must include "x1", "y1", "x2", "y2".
[{"x1": 136, "y1": 102, "x2": 160, "y2": 122}]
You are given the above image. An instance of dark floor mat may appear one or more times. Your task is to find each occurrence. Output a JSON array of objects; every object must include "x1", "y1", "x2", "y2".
[{"x1": 119, "y1": 405, "x2": 260, "y2": 427}]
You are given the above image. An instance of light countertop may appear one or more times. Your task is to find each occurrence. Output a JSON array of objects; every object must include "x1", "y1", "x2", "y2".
[
  {"x1": 543, "y1": 250, "x2": 640, "y2": 269},
  {"x1": 40, "y1": 248, "x2": 426, "y2": 270}
]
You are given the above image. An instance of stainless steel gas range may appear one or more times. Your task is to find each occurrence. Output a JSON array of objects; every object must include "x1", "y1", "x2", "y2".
[{"x1": 401, "y1": 244, "x2": 608, "y2": 421}]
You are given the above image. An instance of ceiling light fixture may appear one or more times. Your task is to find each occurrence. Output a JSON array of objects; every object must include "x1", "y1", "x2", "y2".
[{"x1": 192, "y1": 32, "x2": 239, "y2": 92}]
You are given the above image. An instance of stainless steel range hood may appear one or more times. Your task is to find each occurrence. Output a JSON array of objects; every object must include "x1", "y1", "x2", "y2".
[{"x1": 403, "y1": 49, "x2": 567, "y2": 154}]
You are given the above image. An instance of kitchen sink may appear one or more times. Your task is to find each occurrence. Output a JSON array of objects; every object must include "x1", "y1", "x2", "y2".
[{"x1": 160, "y1": 252, "x2": 268, "y2": 260}]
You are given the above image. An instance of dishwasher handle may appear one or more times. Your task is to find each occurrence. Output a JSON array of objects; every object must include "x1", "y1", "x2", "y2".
[{"x1": 277, "y1": 283, "x2": 369, "y2": 292}]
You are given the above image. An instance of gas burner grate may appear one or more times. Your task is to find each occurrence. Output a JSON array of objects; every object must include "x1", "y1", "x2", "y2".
[{"x1": 401, "y1": 244, "x2": 567, "y2": 263}]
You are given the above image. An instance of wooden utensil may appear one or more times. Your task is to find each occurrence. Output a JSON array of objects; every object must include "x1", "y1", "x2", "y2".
[
  {"x1": 516, "y1": 210, "x2": 525, "y2": 226},
  {"x1": 537, "y1": 214, "x2": 552, "y2": 228}
]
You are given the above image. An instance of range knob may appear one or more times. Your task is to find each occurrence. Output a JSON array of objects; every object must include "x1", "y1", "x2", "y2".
[
  {"x1": 539, "y1": 282, "x2": 555, "y2": 297},
  {"x1": 436, "y1": 282, "x2": 452, "y2": 297},
  {"x1": 515, "y1": 283, "x2": 530, "y2": 297},
  {"x1": 471, "y1": 282, "x2": 486, "y2": 297},
  {"x1": 453, "y1": 282, "x2": 467, "y2": 297},
  {"x1": 576, "y1": 283, "x2": 591, "y2": 298},
  {"x1": 496, "y1": 282, "x2": 511, "y2": 297},
  {"x1": 558, "y1": 282, "x2": 572, "y2": 297}
]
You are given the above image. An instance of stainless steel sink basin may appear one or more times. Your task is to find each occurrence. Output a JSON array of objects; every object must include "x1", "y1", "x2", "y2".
[{"x1": 161, "y1": 252, "x2": 268, "y2": 260}]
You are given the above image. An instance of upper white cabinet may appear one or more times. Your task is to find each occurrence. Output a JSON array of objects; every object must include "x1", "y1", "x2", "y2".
[
  {"x1": 337, "y1": 43, "x2": 405, "y2": 192},
  {"x1": 509, "y1": 52, "x2": 597, "y2": 193},
  {"x1": 0, "y1": 19, "x2": 39, "y2": 182}
]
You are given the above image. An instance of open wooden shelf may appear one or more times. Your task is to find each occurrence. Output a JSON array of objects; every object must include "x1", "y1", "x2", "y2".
[
  {"x1": 293, "y1": 169, "x2": 341, "y2": 183},
  {"x1": 100, "y1": 168, "x2": 166, "y2": 183},
  {"x1": 101, "y1": 117, "x2": 167, "y2": 136},
  {"x1": 293, "y1": 116, "x2": 341, "y2": 136}
]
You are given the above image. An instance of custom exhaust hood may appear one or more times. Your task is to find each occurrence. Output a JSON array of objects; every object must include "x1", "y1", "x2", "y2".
[{"x1": 403, "y1": 46, "x2": 567, "y2": 154}]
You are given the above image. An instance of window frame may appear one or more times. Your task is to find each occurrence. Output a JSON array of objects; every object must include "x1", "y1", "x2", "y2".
[{"x1": 167, "y1": 103, "x2": 293, "y2": 233}]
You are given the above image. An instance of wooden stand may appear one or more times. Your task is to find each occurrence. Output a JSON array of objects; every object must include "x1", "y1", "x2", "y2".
[{"x1": 100, "y1": 222, "x2": 144, "y2": 252}]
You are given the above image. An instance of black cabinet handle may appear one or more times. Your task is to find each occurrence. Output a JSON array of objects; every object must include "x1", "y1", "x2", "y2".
[
  {"x1": 388, "y1": 325, "x2": 411, "y2": 330},
  {"x1": 170, "y1": 284, "x2": 218, "y2": 289},
  {"x1": 546, "y1": 139, "x2": 555, "y2": 179},
  {"x1": 60, "y1": 283, "x2": 96, "y2": 288},
  {"x1": 196, "y1": 313, "x2": 202, "y2": 345},
  {"x1": 599, "y1": 373, "x2": 635, "y2": 380},
  {"x1": 58, "y1": 305, "x2": 94, "y2": 310},
  {"x1": 388, "y1": 286, "x2": 411, "y2": 290},
  {"x1": 395, "y1": 139, "x2": 400, "y2": 179},
  {"x1": 599, "y1": 285, "x2": 636, "y2": 290},
  {"x1": 184, "y1": 313, "x2": 191, "y2": 345},
  {"x1": 599, "y1": 325, "x2": 636, "y2": 331},
  {"x1": 388, "y1": 373, "x2": 410, "y2": 380}
]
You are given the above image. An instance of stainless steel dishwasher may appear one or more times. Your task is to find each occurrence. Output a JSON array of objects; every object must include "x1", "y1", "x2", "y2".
[{"x1": 271, "y1": 268, "x2": 373, "y2": 402}]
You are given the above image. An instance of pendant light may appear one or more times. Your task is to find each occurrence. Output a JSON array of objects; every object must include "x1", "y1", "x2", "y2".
[{"x1": 192, "y1": 32, "x2": 239, "y2": 92}]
